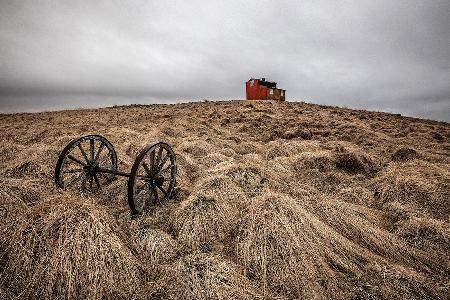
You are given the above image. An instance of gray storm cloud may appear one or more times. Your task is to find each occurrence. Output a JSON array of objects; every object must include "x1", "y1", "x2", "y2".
[{"x1": 0, "y1": 0, "x2": 449, "y2": 121}]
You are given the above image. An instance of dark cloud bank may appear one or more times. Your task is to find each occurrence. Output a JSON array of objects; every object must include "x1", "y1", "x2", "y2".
[{"x1": 1, "y1": 0, "x2": 449, "y2": 121}]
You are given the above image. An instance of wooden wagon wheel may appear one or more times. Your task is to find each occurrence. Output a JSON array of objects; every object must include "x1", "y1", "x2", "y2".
[
  {"x1": 55, "y1": 135, "x2": 118, "y2": 193},
  {"x1": 127, "y1": 141, "x2": 177, "y2": 215}
]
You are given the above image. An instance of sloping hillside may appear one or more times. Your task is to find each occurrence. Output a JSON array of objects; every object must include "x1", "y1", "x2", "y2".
[{"x1": 0, "y1": 100, "x2": 449, "y2": 299}]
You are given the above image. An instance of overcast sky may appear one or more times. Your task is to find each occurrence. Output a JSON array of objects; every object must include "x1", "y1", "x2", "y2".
[{"x1": 0, "y1": 0, "x2": 449, "y2": 121}]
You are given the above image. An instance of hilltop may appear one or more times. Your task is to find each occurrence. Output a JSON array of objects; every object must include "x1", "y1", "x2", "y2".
[{"x1": 0, "y1": 100, "x2": 449, "y2": 299}]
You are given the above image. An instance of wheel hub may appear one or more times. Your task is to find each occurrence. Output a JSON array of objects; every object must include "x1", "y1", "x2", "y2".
[
  {"x1": 146, "y1": 175, "x2": 164, "y2": 186},
  {"x1": 85, "y1": 161, "x2": 98, "y2": 176},
  {"x1": 155, "y1": 175, "x2": 164, "y2": 186}
]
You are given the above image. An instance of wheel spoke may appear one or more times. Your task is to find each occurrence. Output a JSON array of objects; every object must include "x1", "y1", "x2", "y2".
[
  {"x1": 81, "y1": 173, "x2": 88, "y2": 190},
  {"x1": 77, "y1": 143, "x2": 89, "y2": 163},
  {"x1": 160, "y1": 163, "x2": 172, "y2": 173},
  {"x1": 156, "y1": 185, "x2": 167, "y2": 197},
  {"x1": 159, "y1": 151, "x2": 169, "y2": 169},
  {"x1": 98, "y1": 172, "x2": 112, "y2": 182},
  {"x1": 94, "y1": 174, "x2": 101, "y2": 188},
  {"x1": 66, "y1": 172, "x2": 85, "y2": 187},
  {"x1": 136, "y1": 183, "x2": 151, "y2": 210},
  {"x1": 68, "y1": 155, "x2": 87, "y2": 166},
  {"x1": 136, "y1": 183, "x2": 149, "y2": 199},
  {"x1": 155, "y1": 146, "x2": 163, "y2": 169},
  {"x1": 142, "y1": 162, "x2": 152, "y2": 176},
  {"x1": 89, "y1": 176, "x2": 94, "y2": 189},
  {"x1": 94, "y1": 142, "x2": 105, "y2": 163},
  {"x1": 152, "y1": 186, "x2": 159, "y2": 202},
  {"x1": 89, "y1": 139, "x2": 95, "y2": 162},
  {"x1": 149, "y1": 150, "x2": 155, "y2": 173}
]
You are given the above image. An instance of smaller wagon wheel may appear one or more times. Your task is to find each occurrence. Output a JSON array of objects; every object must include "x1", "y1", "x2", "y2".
[
  {"x1": 55, "y1": 135, "x2": 117, "y2": 193},
  {"x1": 128, "y1": 141, "x2": 177, "y2": 215}
]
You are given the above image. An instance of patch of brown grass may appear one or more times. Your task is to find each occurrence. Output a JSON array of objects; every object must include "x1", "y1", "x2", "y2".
[
  {"x1": 0, "y1": 195, "x2": 150, "y2": 299},
  {"x1": 0, "y1": 100, "x2": 449, "y2": 299},
  {"x1": 0, "y1": 179, "x2": 33, "y2": 228},
  {"x1": 235, "y1": 191, "x2": 357, "y2": 299},
  {"x1": 391, "y1": 147, "x2": 419, "y2": 162},
  {"x1": 133, "y1": 227, "x2": 179, "y2": 264},
  {"x1": 334, "y1": 147, "x2": 379, "y2": 175},
  {"x1": 165, "y1": 253, "x2": 264, "y2": 300},
  {"x1": 373, "y1": 160, "x2": 450, "y2": 220},
  {"x1": 175, "y1": 189, "x2": 235, "y2": 253}
]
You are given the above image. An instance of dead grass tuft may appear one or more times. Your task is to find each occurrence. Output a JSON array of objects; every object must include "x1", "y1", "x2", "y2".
[
  {"x1": 373, "y1": 161, "x2": 450, "y2": 220},
  {"x1": 235, "y1": 191, "x2": 351, "y2": 299},
  {"x1": 165, "y1": 253, "x2": 264, "y2": 300},
  {"x1": 201, "y1": 152, "x2": 232, "y2": 169},
  {"x1": 177, "y1": 139, "x2": 214, "y2": 158},
  {"x1": 175, "y1": 190, "x2": 235, "y2": 252},
  {"x1": 133, "y1": 227, "x2": 179, "y2": 264},
  {"x1": 0, "y1": 195, "x2": 148, "y2": 299},
  {"x1": 293, "y1": 151, "x2": 335, "y2": 172},
  {"x1": 218, "y1": 163, "x2": 268, "y2": 198},
  {"x1": 282, "y1": 128, "x2": 313, "y2": 140},
  {"x1": 334, "y1": 147, "x2": 378, "y2": 175},
  {"x1": 6, "y1": 160, "x2": 44, "y2": 178},
  {"x1": 195, "y1": 175, "x2": 249, "y2": 210},
  {"x1": 391, "y1": 147, "x2": 419, "y2": 162},
  {"x1": 395, "y1": 216, "x2": 450, "y2": 252},
  {"x1": 176, "y1": 153, "x2": 200, "y2": 184},
  {"x1": 0, "y1": 179, "x2": 31, "y2": 222},
  {"x1": 338, "y1": 186, "x2": 374, "y2": 205}
]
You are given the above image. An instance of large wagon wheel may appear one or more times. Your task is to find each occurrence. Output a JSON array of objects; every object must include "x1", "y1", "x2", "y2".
[
  {"x1": 55, "y1": 135, "x2": 117, "y2": 193},
  {"x1": 128, "y1": 141, "x2": 177, "y2": 215}
]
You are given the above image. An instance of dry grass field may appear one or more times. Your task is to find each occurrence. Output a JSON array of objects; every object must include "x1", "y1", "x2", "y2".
[{"x1": 0, "y1": 100, "x2": 449, "y2": 299}]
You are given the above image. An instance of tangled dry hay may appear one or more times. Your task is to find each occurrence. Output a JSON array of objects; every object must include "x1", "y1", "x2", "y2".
[
  {"x1": 0, "y1": 179, "x2": 30, "y2": 216},
  {"x1": 292, "y1": 150, "x2": 335, "y2": 172},
  {"x1": 166, "y1": 253, "x2": 264, "y2": 300},
  {"x1": 334, "y1": 145, "x2": 380, "y2": 175},
  {"x1": 175, "y1": 189, "x2": 235, "y2": 253},
  {"x1": 0, "y1": 195, "x2": 148, "y2": 299},
  {"x1": 200, "y1": 152, "x2": 232, "y2": 169},
  {"x1": 133, "y1": 227, "x2": 178, "y2": 264},
  {"x1": 373, "y1": 160, "x2": 450, "y2": 220},
  {"x1": 236, "y1": 191, "x2": 372, "y2": 299},
  {"x1": 177, "y1": 139, "x2": 214, "y2": 158},
  {"x1": 391, "y1": 147, "x2": 419, "y2": 162},
  {"x1": 0, "y1": 100, "x2": 449, "y2": 299},
  {"x1": 217, "y1": 162, "x2": 269, "y2": 198}
]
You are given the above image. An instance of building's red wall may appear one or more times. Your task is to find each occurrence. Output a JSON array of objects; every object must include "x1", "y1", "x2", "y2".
[
  {"x1": 246, "y1": 79, "x2": 267, "y2": 100},
  {"x1": 258, "y1": 85, "x2": 267, "y2": 100}
]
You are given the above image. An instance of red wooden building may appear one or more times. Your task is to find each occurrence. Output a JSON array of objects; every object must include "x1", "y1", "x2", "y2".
[{"x1": 246, "y1": 78, "x2": 285, "y2": 101}]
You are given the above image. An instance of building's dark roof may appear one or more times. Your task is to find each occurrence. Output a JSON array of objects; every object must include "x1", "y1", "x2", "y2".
[
  {"x1": 257, "y1": 78, "x2": 277, "y2": 88},
  {"x1": 249, "y1": 78, "x2": 277, "y2": 88}
]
